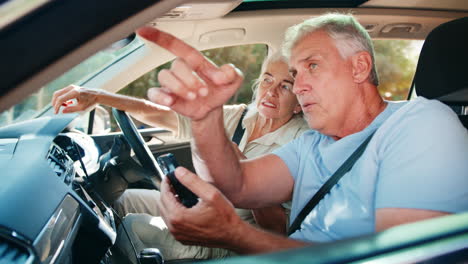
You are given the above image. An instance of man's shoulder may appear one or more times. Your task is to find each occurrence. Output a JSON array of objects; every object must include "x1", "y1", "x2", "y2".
[
  {"x1": 376, "y1": 97, "x2": 466, "y2": 149},
  {"x1": 397, "y1": 97, "x2": 454, "y2": 117},
  {"x1": 383, "y1": 97, "x2": 459, "y2": 130}
]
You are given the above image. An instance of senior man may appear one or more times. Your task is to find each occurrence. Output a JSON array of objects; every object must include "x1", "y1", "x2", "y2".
[{"x1": 136, "y1": 13, "x2": 468, "y2": 254}]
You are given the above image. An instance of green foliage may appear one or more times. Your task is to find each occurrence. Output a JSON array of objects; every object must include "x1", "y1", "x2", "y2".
[
  {"x1": 374, "y1": 39, "x2": 422, "y2": 101},
  {"x1": 202, "y1": 44, "x2": 267, "y2": 104},
  {"x1": 0, "y1": 39, "x2": 422, "y2": 127},
  {"x1": 119, "y1": 44, "x2": 267, "y2": 104},
  {"x1": 120, "y1": 40, "x2": 422, "y2": 104}
]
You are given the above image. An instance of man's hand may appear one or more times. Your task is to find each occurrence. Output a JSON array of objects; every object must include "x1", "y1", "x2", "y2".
[
  {"x1": 137, "y1": 27, "x2": 244, "y2": 121},
  {"x1": 157, "y1": 167, "x2": 245, "y2": 248},
  {"x1": 158, "y1": 167, "x2": 308, "y2": 254}
]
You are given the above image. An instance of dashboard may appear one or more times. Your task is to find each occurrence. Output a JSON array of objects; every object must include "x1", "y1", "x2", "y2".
[{"x1": 0, "y1": 115, "x2": 117, "y2": 264}]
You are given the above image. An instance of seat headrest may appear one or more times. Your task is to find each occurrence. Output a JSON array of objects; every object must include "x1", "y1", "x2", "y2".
[{"x1": 414, "y1": 17, "x2": 468, "y2": 105}]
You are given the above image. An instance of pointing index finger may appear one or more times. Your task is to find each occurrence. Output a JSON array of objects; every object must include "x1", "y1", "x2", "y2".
[{"x1": 137, "y1": 27, "x2": 229, "y2": 84}]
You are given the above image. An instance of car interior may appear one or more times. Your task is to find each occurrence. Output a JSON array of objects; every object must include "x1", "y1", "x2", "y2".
[
  {"x1": 0, "y1": 0, "x2": 467, "y2": 264},
  {"x1": 411, "y1": 16, "x2": 468, "y2": 129}
]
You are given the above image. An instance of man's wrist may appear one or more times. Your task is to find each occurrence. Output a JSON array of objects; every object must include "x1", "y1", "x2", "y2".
[
  {"x1": 191, "y1": 107, "x2": 223, "y2": 128},
  {"x1": 223, "y1": 217, "x2": 309, "y2": 254},
  {"x1": 224, "y1": 217, "x2": 253, "y2": 252}
]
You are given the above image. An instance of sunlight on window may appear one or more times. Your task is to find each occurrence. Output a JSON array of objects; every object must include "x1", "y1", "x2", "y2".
[
  {"x1": 374, "y1": 39, "x2": 424, "y2": 101},
  {"x1": 111, "y1": 44, "x2": 267, "y2": 131},
  {"x1": 0, "y1": 37, "x2": 143, "y2": 127}
]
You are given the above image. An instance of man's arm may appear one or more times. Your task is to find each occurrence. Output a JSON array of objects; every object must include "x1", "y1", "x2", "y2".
[
  {"x1": 190, "y1": 109, "x2": 293, "y2": 207},
  {"x1": 157, "y1": 167, "x2": 308, "y2": 254},
  {"x1": 138, "y1": 27, "x2": 294, "y2": 206},
  {"x1": 374, "y1": 101, "x2": 467, "y2": 231},
  {"x1": 252, "y1": 205, "x2": 288, "y2": 235},
  {"x1": 375, "y1": 208, "x2": 450, "y2": 231},
  {"x1": 229, "y1": 220, "x2": 308, "y2": 254}
]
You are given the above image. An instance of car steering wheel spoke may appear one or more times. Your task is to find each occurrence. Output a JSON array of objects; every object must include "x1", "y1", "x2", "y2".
[{"x1": 112, "y1": 108, "x2": 162, "y2": 189}]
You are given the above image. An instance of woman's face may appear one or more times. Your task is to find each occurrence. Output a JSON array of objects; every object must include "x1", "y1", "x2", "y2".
[{"x1": 256, "y1": 60, "x2": 301, "y2": 120}]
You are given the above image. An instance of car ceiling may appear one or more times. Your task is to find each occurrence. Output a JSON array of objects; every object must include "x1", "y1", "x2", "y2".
[{"x1": 0, "y1": 0, "x2": 467, "y2": 112}]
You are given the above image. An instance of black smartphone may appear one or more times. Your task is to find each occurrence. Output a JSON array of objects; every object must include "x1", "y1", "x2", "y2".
[{"x1": 156, "y1": 153, "x2": 198, "y2": 207}]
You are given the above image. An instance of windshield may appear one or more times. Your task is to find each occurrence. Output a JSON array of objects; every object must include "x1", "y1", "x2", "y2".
[{"x1": 0, "y1": 37, "x2": 143, "y2": 127}]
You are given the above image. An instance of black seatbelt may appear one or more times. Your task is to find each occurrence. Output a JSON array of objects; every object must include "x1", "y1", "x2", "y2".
[
  {"x1": 287, "y1": 131, "x2": 376, "y2": 236},
  {"x1": 231, "y1": 108, "x2": 248, "y2": 145}
]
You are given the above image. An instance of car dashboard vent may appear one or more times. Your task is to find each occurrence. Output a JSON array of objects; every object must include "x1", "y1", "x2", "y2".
[
  {"x1": 0, "y1": 237, "x2": 30, "y2": 264},
  {"x1": 47, "y1": 143, "x2": 75, "y2": 184},
  {"x1": 47, "y1": 144, "x2": 68, "y2": 178}
]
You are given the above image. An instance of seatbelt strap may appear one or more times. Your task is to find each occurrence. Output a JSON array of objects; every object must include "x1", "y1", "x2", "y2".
[
  {"x1": 231, "y1": 108, "x2": 248, "y2": 145},
  {"x1": 287, "y1": 131, "x2": 376, "y2": 236}
]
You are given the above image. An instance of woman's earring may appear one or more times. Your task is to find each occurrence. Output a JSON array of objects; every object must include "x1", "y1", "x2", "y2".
[{"x1": 293, "y1": 104, "x2": 301, "y2": 114}]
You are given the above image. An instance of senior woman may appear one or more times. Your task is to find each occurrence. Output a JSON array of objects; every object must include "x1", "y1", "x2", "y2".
[{"x1": 52, "y1": 53, "x2": 308, "y2": 261}]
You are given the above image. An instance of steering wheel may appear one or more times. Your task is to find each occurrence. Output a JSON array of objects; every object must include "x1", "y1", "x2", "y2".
[{"x1": 112, "y1": 108, "x2": 162, "y2": 188}]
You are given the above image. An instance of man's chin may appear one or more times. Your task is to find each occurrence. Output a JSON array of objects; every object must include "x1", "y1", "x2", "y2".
[{"x1": 304, "y1": 115, "x2": 324, "y2": 131}]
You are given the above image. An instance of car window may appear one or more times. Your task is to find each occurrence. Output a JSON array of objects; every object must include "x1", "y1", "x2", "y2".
[
  {"x1": 104, "y1": 44, "x2": 268, "y2": 132},
  {"x1": 0, "y1": 37, "x2": 143, "y2": 129},
  {"x1": 100, "y1": 39, "x2": 423, "y2": 132},
  {"x1": 374, "y1": 39, "x2": 424, "y2": 101}
]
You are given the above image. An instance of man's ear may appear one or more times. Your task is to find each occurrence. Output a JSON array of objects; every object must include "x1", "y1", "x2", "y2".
[{"x1": 351, "y1": 51, "x2": 373, "y2": 84}]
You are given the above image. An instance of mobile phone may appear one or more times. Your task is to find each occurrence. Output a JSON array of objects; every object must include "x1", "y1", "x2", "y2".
[{"x1": 156, "y1": 153, "x2": 198, "y2": 207}]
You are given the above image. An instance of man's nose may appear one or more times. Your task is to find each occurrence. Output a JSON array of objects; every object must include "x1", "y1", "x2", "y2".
[{"x1": 293, "y1": 75, "x2": 309, "y2": 95}]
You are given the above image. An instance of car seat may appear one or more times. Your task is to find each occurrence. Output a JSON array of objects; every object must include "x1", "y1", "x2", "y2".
[{"x1": 411, "y1": 16, "x2": 468, "y2": 129}]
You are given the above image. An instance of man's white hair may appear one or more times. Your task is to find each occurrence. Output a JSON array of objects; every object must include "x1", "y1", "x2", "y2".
[{"x1": 282, "y1": 13, "x2": 379, "y2": 86}]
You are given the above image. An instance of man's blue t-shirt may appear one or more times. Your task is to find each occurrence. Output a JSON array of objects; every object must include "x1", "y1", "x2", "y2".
[{"x1": 273, "y1": 97, "x2": 468, "y2": 242}]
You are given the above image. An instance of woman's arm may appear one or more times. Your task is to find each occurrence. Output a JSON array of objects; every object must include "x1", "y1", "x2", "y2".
[{"x1": 52, "y1": 85, "x2": 178, "y2": 131}]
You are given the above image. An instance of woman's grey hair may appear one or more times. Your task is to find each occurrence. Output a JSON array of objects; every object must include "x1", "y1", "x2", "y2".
[
  {"x1": 246, "y1": 52, "x2": 297, "y2": 117},
  {"x1": 282, "y1": 13, "x2": 379, "y2": 86},
  {"x1": 250, "y1": 52, "x2": 288, "y2": 104}
]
